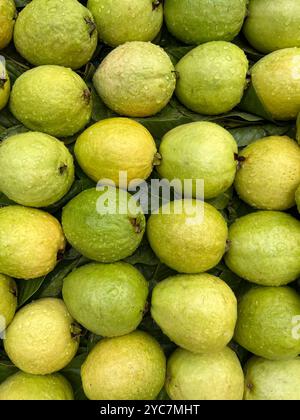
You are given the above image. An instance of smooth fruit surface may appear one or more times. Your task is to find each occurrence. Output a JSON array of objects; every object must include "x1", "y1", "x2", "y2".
[
  {"x1": 0, "y1": 274, "x2": 17, "y2": 332},
  {"x1": 0, "y1": 57, "x2": 10, "y2": 110},
  {"x1": 151, "y1": 274, "x2": 237, "y2": 353},
  {"x1": 0, "y1": 0, "x2": 16, "y2": 49},
  {"x1": 81, "y1": 331, "x2": 166, "y2": 400}
]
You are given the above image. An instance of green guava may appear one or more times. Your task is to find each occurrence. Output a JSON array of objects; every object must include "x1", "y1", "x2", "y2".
[
  {"x1": 0, "y1": 57, "x2": 10, "y2": 110},
  {"x1": 0, "y1": 0, "x2": 16, "y2": 49},
  {"x1": 175, "y1": 41, "x2": 248, "y2": 115},
  {"x1": 75, "y1": 118, "x2": 158, "y2": 186},
  {"x1": 225, "y1": 211, "x2": 300, "y2": 286},
  {"x1": 244, "y1": 357, "x2": 300, "y2": 400},
  {"x1": 10, "y1": 65, "x2": 92, "y2": 137},
  {"x1": 166, "y1": 347, "x2": 244, "y2": 400},
  {"x1": 0, "y1": 274, "x2": 17, "y2": 332},
  {"x1": 81, "y1": 331, "x2": 166, "y2": 400},
  {"x1": 235, "y1": 136, "x2": 300, "y2": 210},
  {"x1": 296, "y1": 185, "x2": 300, "y2": 212},
  {"x1": 0, "y1": 132, "x2": 74, "y2": 207},
  {"x1": 62, "y1": 187, "x2": 145, "y2": 262},
  {"x1": 93, "y1": 41, "x2": 176, "y2": 117},
  {"x1": 235, "y1": 286, "x2": 300, "y2": 360},
  {"x1": 244, "y1": 0, "x2": 300, "y2": 53},
  {"x1": 0, "y1": 206, "x2": 65, "y2": 280},
  {"x1": 4, "y1": 298, "x2": 80, "y2": 375},
  {"x1": 147, "y1": 199, "x2": 228, "y2": 273},
  {"x1": 13, "y1": 0, "x2": 97, "y2": 69},
  {"x1": 62, "y1": 262, "x2": 148, "y2": 337},
  {"x1": 0, "y1": 372, "x2": 74, "y2": 400},
  {"x1": 151, "y1": 273, "x2": 237, "y2": 354},
  {"x1": 157, "y1": 121, "x2": 238, "y2": 199},
  {"x1": 87, "y1": 0, "x2": 163, "y2": 47},
  {"x1": 164, "y1": 0, "x2": 247, "y2": 45}
]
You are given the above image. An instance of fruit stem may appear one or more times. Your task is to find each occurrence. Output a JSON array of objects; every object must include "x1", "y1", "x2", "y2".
[
  {"x1": 152, "y1": 0, "x2": 162, "y2": 10},
  {"x1": 130, "y1": 217, "x2": 143, "y2": 234},
  {"x1": 84, "y1": 17, "x2": 97, "y2": 37},
  {"x1": 59, "y1": 164, "x2": 68, "y2": 175},
  {"x1": 83, "y1": 89, "x2": 91, "y2": 105},
  {"x1": 153, "y1": 152, "x2": 162, "y2": 166}
]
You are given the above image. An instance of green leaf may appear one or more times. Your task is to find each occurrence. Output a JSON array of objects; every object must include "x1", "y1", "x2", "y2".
[
  {"x1": 14, "y1": 0, "x2": 31, "y2": 7},
  {"x1": 207, "y1": 188, "x2": 233, "y2": 211},
  {"x1": 17, "y1": 277, "x2": 46, "y2": 308},
  {"x1": 124, "y1": 239, "x2": 159, "y2": 266},
  {"x1": 0, "y1": 359, "x2": 18, "y2": 384},
  {"x1": 230, "y1": 123, "x2": 293, "y2": 147},
  {"x1": 62, "y1": 353, "x2": 88, "y2": 401},
  {"x1": 0, "y1": 124, "x2": 29, "y2": 140},
  {"x1": 239, "y1": 82, "x2": 274, "y2": 121}
]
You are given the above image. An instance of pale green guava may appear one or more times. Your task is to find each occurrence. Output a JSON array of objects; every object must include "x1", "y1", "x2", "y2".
[
  {"x1": 244, "y1": 357, "x2": 300, "y2": 400},
  {"x1": 0, "y1": 132, "x2": 74, "y2": 207},
  {"x1": 166, "y1": 347, "x2": 244, "y2": 400},
  {"x1": 0, "y1": 57, "x2": 10, "y2": 110},
  {"x1": 164, "y1": 0, "x2": 247, "y2": 45},
  {"x1": 0, "y1": 206, "x2": 65, "y2": 280},
  {"x1": 235, "y1": 136, "x2": 300, "y2": 210},
  {"x1": 93, "y1": 41, "x2": 176, "y2": 117},
  {"x1": 175, "y1": 41, "x2": 248, "y2": 115},
  {"x1": 0, "y1": 372, "x2": 74, "y2": 400},
  {"x1": 235, "y1": 286, "x2": 300, "y2": 360},
  {"x1": 62, "y1": 187, "x2": 145, "y2": 262},
  {"x1": 244, "y1": 0, "x2": 300, "y2": 53},
  {"x1": 87, "y1": 0, "x2": 163, "y2": 47},
  {"x1": 0, "y1": 0, "x2": 16, "y2": 50},
  {"x1": 14, "y1": 0, "x2": 97, "y2": 69},
  {"x1": 151, "y1": 273, "x2": 237, "y2": 354},
  {"x1": 10, "y1": 65, "x2": 92, "y2": 137},
  {"x1": 4, "y1": 298, "x2": 80, "y2": 375},
  {"x1": 157, "y1": 121, "x2": 238, "y2": 199},
  {"x1": 62, "y1": 262, "x2": 148, "y2": 337},
  {"x1": 81, "y1": 331, "x2": 166, "y2": 400},
  {"x1": 147, "y1": 199, "x2": 228, "y2": 273},
  {"x1": 0, "y1": 274, "x2": 17, "y2": 332},
  {"x1": 225, "y1": 211, "x2": 300, "y2": 286}
]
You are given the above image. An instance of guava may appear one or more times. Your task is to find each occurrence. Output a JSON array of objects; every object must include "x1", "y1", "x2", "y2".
[
  {"x1": 4, "y1": 298, "x2": 80, "y2": 375},
  {"x1": 164, "y1": 0, "x2": 247, "y2": 45},
  {"x1": 166, "y1": 347, "x2": 244, "y2": 400},
  {"x1": 0, "y1": 0, "x2": 16, "y2": 49},
  {"x1": 62, "y1": 187, "x2": 145, "y2": 262},
  {"x1": 62, "y1": 262, "x2": 148, "y2": 337},
  {"x1": 225, "y1": 211, "x2": 300, "y2": 286},
  {"x1": 0, "y1": 372, "x2": 74, "y2": 400},
  {"x1": 235, "y1": 136, "x2": 300, "y2": 210},
  {"x1": 93, "y1": 41, "x2": 176, "y2": 117},
  {"x1": 10, "y1": 65, "x2": 92, "y2": 137},
  {"x1": 244, "y1": 0, "x2": 300, "y2": 54},
  {"x1": 147, "y1": 199, "x2": 228, "y2": 273},
  {"x1": 0, "y1": 206, "x2": 65, "y2": 280},
  {"x1": 296, "y1": 185, "x2": 300, "y2": 213},
  {"x1": 244, "y1": 357, "x2": 300, "y2": 400},
  {"x1": 0, "y1": 57, "x2": 10, "y2": 110},
  {"x1": 175, "y1": 41, "x2": 248, "y2": 115},
  {"x1": 81, "y1": 331, "x2": 166, "y2": 400},
  {"x1": 87, "y1": 0, "x2": 163, "y2": 47},
  {"x1": 13, "y1": 0, "x2": 97, "y2": 69},
  {"x1": 158, "y1": 122, "x2": 238, "y2": 199},
  {"x1": 235, "y1": 286, "x2": 300, "y2": 360},
  {"x1": 0, "y1": 274, "x2": 17, "y2": 332},
  {"x1": 151, "y1": 274, "x2": 237, "y2": 353},
  {"x1": 0, "y1": 132, "x2": 74, "y2": 207},
  {"x1": 75, "y1": 118, "x2": 158, "y2": 186}
]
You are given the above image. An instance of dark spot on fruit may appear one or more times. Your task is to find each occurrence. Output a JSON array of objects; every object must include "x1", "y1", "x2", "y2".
[
  {"x1": 235, "y1": 153, "x2": 246, "y2": 170},
  {"x1": 143, "y1": 301, "x2": 150, "y2": 315},
  {"x1": 83, "y1": 88, "x2": 91, "y2": 105},
  {"x1": 10, "y1": 285, "x2": 17, "y2": 298},
  {"x1": 0, "y1": 77, "x2": 7, "y2": 89},
  {"x1": 59, "y1": 164, "x2": 68, "y2": 175},
  {"x1": 84, "y1": 17, "x2": 97, "y2": 37},
  {"x1": 247, "y1": 382, "x2": 254, "y2": 391},
  {"x1": 172, "y1": 70, "x2": 180, "y2": 80},
  {"x1": 152, "y1": 0, "x2": 162, "y2": 10},
  {"x1": 225, "y1": 239, "x2": 232, "y2": 252},
  {"x1": 130, "y1": 217, "x2": 143, "y2": 234}
]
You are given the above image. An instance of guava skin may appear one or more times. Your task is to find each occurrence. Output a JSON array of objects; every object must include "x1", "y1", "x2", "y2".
[
  {"x1": 0, "y1": 58, "x2": 10, "y2": 111},
  {"x1": 244, "y1": 357, "x2": 300, "y2": 400},
  {"x1": 81, "y1": 331, "x2": 166, "y2": 400},
  {"x1": 225, "y1": 211, "x2": 300, "y2": 286},
  {"x1": 235, "y1": 136, "x2": 300, "y2": 211},
  {"x1": 151, "y1": 274, "x2": 237, "y2": 354},
  {"x1": 0, "y1": 372, "x2": 74, "y2": 400},
  {"x1": 0, "y1": 0, "x2": 16, "y2": 50},
  {"x1": 0, "y1": 274, "x2": 17, "y2": 332},
  {"x1": 75, "y1": 118, "x2": 157, "y2": 186},
  {"x1": 62, "y1": 187, "x2": 145, "y2": 263},
  {"x1": 175, "y1": 41, "x2": 248, "y2": 115},
  {"x1": 4, "y1": 298, "x2": 80, "y2": 375},
  {"x1": 234, "y1": 287, "x2": 300, "y2": 360},
  {"x1": 87, "y1": 0, "x2": 163, "y2": 47},
  {"x1": 93, "y1": 41, "x2": 176, "y2": 117},
  {"x1": 0, "y1": 206, "x2": 65, "y2": 280},
  {"x1": 62, "y1": 262, "x2": 148, "y2": 337},
  {"x1": 10, "y1": 65, "x2": 92, "y2": 137},
  {"x1": 251, "y1": 48, "x2": 300, "y2": 120},
  {"x1": 147, "y1": 199, "x2": 228, "y2": 273},
  {"x1": 166, "y1": 347, "x2": 244, "y2": 400},
  {"x1": 0, "y1": 132, "x2": 75, "y2": 207},
  {"x1": 13, "y1": 0, "x2": 97, "y2": 69},
  {"x1": 158, "y1": 122, "x2": 238, "y2": 199},
  {"x1": 244, "y1": 0, "x2": 300, "y2": 54}
]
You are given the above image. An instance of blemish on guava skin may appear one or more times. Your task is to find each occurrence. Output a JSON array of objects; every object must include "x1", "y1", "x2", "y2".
[
  {"x1": 247, "y1": 382, "x2": 254, "y2": 392},
  {"x1": 59, "y1": 164, "x2": 68, "y2": 175},
  {"x1": 234, "y1": 153, "x2": 246, "y2": 170},
  {"x1": 84, "y1": 17, "x2": 97, "y2": 37},
  {"x1": 172, "y1": 70, "x2": 180, "y2": 81},
  {"x1": 0, "y1": 77, "x2": 7, "y2": 89},
  {"x1": 83, "y1": 88, "x2": 91, "y2": 105},
  {"x1": 225, "y1": 239, "x2": 232, "y2": 252},
  {"x1": 152, "y1": 0, "x2": 162, "y2": 11},
  {"x1": 10, "y1": 285, "x2": 17, "y2": 298},
  {"x1": 129, "y1": 217, "x2": 143, "y2": 234}
]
